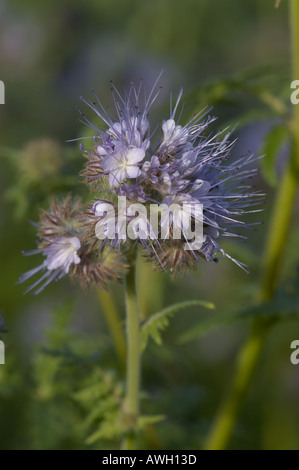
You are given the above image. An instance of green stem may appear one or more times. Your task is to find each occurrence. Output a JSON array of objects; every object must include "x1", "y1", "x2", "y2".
[
  {"x1": 204, "y1": 320, "x2": 270, "y2": 450},
  {"x1": 204, "y1": 0, "x2": 299, "y2": 450},
  {"x1": 122, "y1": 250, "x2": 140, "y2": 450},
  {"x1": 260, "y1": 164, "x2": 298, "y2": 300},
  {"x1": 97, "y1": 289, "x2": 126, "y2": 369},
  {"x1": 205, "y1": 161, "x2": 298, "y2": 453},
  {"x1": 290, "y1": 0, "x2": 299, "y2": 173}
]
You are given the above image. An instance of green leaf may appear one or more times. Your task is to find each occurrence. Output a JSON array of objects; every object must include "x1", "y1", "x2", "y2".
[
  {"x1": 73, "y1": 381, "x2": 112, "y2": 404},
  {"x1": 85, "y1": 412, "x2": 126, "y2": 445},
  {"x1": 179, "y1": 296, "x2": 299, "y2": 344},
  {"x1": 84, "y1": 396, "x2": 119, "y2": 428},
  {"x1": 222, "y1": 110, "x2": 275, "y2": 133},
  {"x1": 187, "y1": 64, "x2": 289, "y2": 118},
  {"x1": 86, "y1": 413, "x2": 166, "y2": 445},
  {"x1": 137, "y1": 415, "x2": 165, "y2": 430},
  {"x1": 141, "y1": 300, "x2": 215, "y2": 350},
  {"x1": 260, "y1": 124, "x2": 289, "y2": 187},
  {"x1": 179, "y1": 312, "x2": 243, "y2": 344}
]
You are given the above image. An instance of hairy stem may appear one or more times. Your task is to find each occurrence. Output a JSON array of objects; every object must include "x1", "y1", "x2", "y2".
[
  {"x1": 204, "y1": 0, "x2": 299, "y2": 450},
  {"x1": 122, "y1": 250, "x2": 140, "y2": 450}
]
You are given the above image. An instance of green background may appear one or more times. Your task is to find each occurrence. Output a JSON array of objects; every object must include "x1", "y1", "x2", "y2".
[{"x1": 1, "y1": 0, "x2": 299, "y2": 450}]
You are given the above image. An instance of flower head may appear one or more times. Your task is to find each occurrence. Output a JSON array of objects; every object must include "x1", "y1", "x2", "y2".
[
  {"x1": 19, "y1": 76, "x2": 264, "y2": 295},
  {"x1": 78, "y1": 78, "x2": 263, "y2": 273},
  {"x1": 17, "y1": 236, "x2": 81, "y2": 295},
  {"x1": 43, "y1": 237, "x2": 81, "y2": 272},
  {"x1": 18, "y1": 197, "x2": 126, "y2": 293}
]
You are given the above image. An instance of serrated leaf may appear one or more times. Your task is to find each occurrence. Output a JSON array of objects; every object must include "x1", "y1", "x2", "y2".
[
  {"x1": 73, "y1": 381, "x2": 111, "y2": 404},
  {"x1": 84, "y1": 396, "x2": 119, "y2": 428},
  {"x1": 137, "y1": 415, "x2": 165, "y2": 430},
  {"x1": 260, "y1": 124, "x2": 289, "y2": 187},
  {"x1": 141, "y1": 300, "x2": 214, "y2": 350},
  {"x1": 85, "y1": 412, "x2": 127, "y2": 445}
]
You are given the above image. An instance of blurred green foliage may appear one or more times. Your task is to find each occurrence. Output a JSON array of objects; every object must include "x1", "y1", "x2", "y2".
[{"x1": 1, "y1": 0, "x2": 299, "y2": 450}]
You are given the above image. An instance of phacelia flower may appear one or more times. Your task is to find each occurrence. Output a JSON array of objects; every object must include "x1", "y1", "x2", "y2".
[
  {"x1": 19, "y1": 76, "x2": 264, "y2": 295},
  {"x1": 17, "y1": 236, "x2": 81, "y2": 295},
  {"x1": 43, "y1": 237, "x2": 81, "y2": 272},
  {"x1": 102, "y1": 143, "x2": 145, "y2": 186},
  {"x1": 19, "y1": 196, "x2": 126, "y2": 293},
  {"x1": 77, "y1": 77, "x2": 263, "y2": 274}
]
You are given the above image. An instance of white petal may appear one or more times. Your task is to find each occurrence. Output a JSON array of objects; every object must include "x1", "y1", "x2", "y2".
[
  {"x1": 142, "y1": 161, "x2": 151, "y2": 172},
  {"x1": 102, "y1": 156, "x2": 115, "y2": 171},
  {"x1": 92, "y1": 201, "x2": 114, "y2": 216},
  {"x1": 142, "y1": 138, "x2": 150, "y2": 150},
  {"x1": 69, "y1": 236, "x2": 81, "y2": 251},
  {"x1": 162, "y1": 119, "x2": 176, "y2": 136},
  {"x1": 44, "y1": 237, "x2": 81, "y2": 272},
  {"x1": 109, "y1": 168, "x2": 126, "y2": 186},
  {"x1": 173, "y1": 125, "x2": 183, "y2": 137},
  {"x1": 73, "y1": 253, "x2": 81, "y2": 265},
  {"x1": 126, "y1": 165, "x2": 141, "y2": 179},
  {"x1": 138, "y1": 117, "x2": 150, "y2": 136},
  {"x1": 96, "y1": 145, "x2": 108, "y2": 156},
  {"x1": 108, "y1": 122, "x2": 123, "y2": 137},
  {"x1": 151, "y1": 156, "x2": 160, "y2": 165},
  {"x1": 127, "y1": 147, "x2": 145, "y2": 164},
  {"x1": 102, "y1": 151, "x2": 123, "y2": 171}
]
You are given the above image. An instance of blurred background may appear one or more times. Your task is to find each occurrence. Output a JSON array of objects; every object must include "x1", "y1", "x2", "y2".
[{"x1": 1, "y1": 0, "x2": 299, "y2": 450}]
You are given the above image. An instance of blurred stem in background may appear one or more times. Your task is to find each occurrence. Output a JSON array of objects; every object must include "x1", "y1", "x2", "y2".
[
  {"x1": 122, "y1": 249, "x2": 140, "y2": 450},
  {"x1": 97, "y1": 289, "x2": 126, "y2": 369},
  {"x1": 205, "y1": 0, "x2": 299, "y2": 450}
]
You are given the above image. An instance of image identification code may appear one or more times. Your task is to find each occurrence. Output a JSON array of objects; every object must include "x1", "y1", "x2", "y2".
[{"x1": 102, "y1": 455, "x2": 197, "y2": 466}]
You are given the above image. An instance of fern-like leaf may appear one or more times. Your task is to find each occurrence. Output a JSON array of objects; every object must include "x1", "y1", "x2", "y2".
[
  {"x1": 137, "y1": 415, "x2": 165, "y2": 430},
  {"x1": 85, "y1": 411, "x2": 127, "y2": 445},
  {"x1": 141, "y1": 300, "x2": 215, "y2": 350}
]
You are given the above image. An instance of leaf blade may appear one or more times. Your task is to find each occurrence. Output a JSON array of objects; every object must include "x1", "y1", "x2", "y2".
[{"x1": 141, "y1": 300, "x2": 215, "y2": 350}]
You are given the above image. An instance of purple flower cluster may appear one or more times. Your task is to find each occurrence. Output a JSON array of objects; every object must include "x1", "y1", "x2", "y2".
[
  {"x1": 81, "y1": 78, "x2": 263, "y2": 273},
  {"x1": 19, "y1": 77, "x2": 263, "y2": 293}
]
